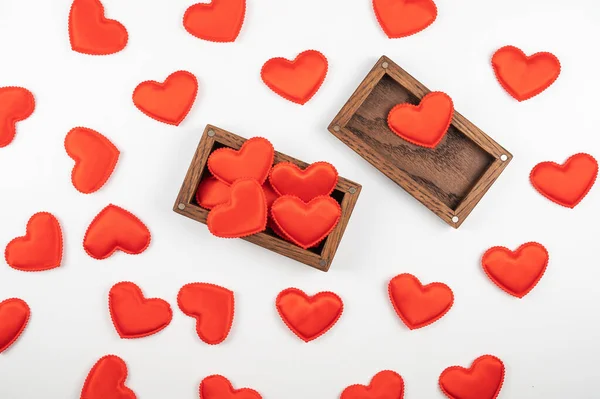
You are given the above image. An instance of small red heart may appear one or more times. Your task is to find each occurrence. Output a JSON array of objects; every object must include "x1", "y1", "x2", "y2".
[
  {"x1": 0, "y1": 298, "x2": 30, "y2": 353},
  {"x1": 69, "y1": 0, "x2": 128, "y2": 55},
  {"x1": 387, "y1": 91, "x2": 454, "y2": 148},
  {"x1": 183, "y1": 0, "x2": 246, "y2": 43},
  {"x1": 5, "y1": 212, "x2": 63, "y2": 272},
  {"x1": 276, "y1": 288, "x2": 343, "y2": 342},
  {"x1": 0, "y1": 86, "x2": 35, "y2": 148},
  {"x1": 199, "y1": 375, "x2": 262, "y2": 399},
  {"x1": 261, "y1": 50, "x2": 328, "y2": 105},
  {"x1": 80, "y1": 355, "x2": 137, "y2": 399},
  {"x1": 388, "y1": 273, "x2": 453, "y2": 330},
  {"x1": 84, "y1": 204, "x2": 151, "y2": 260},
  {"x1": 269, "y1": 162, "x2": 338, "y2": 202},
  {"x1": 65, "y1": 127, "x2": 120, "y2": 194},
  {"x1": 492, "y1": 46, "x2": 560, "y2": 101},
  {"x1": 341, "y1": 370, "x2": 404, "y2": 399},
  {"x1": 109, "y1": 282, "x2": 172, "y2": 339},
  {"x1": 373, "y1": 0, "x2": 438, "y2": 38},
  {"x1": 208, "y1": 137, "x2": 274, "y2": 185},
  {"x1": 133, "y1": 70, "x2": 198, "y2": 126},
  {"x1": 439, "y1": 355, "x2": 505, "y2": 399}
]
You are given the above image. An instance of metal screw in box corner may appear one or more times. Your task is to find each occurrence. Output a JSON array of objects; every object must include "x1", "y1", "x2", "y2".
[
  {"x1": 208, "y1": 129, "x2": 215, "y2": 137},
  {"x1": 319, "y1": 259, "x2": 327, "y2": 267},
  {"x1": 333, "y1": 125, "x2": 340, "y2": 132},
  {"x1": 348, "y1": 187, "x2": 357, "y2": 194},
  {"x1": 178, "y1": 203, "x2": 185, "y2": 210},
  {"x1": 382, "y1": 62, "x2": 389, "y2": 69},
  {"x1": 452, "y1": 216, "x2": 459, "y2": 223}
]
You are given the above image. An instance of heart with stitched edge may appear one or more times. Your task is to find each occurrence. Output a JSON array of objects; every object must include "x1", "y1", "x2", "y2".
[
  {"x1": 269, "y1": 162, "x2": 338, "y2": 203},
  {"x1": 261, "y1": 50, "x2": 328, "y2": 105},
  {"x1": 196, "y1": 175, "x2": 279, "y2": 210},
  {"x1": 80, "y1": 355, "x2": 136, "y2": 399},
  {"x1": 208, "y1": 137, "x2": 274, "y2": 185},
  {"x1": 439, "y1": 355, "x2": 505, "y2": 399},
  {"x1": 199, "y1": 375, "x2": 262, "y2": 399},
  {"x1": 388, "y1": 273, "x2": 453, "y2": 330},
  {"x1": 0, "y1": 298, "x2": 30, "y2": 353},
  {"x1": 341, "y1": 370, "x2": 404, "y2": 399},
  {"x1": 0, "y1": 87, "x2": 35, "y2": 148},
  {"x1": 84, "y1": 204, "x2": 151, "y2": 260},
  {"x1": 69, "y1": 0, "x2": 128, "y2": 55},
  {"x1": 183, "y1": 0, "x2": 246, "y2": 43},
  {"x1": 373, "y1": 0, "x2": 438, "y2": 38}
]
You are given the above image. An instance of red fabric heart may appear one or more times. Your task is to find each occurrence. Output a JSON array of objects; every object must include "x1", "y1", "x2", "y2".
[
  {"x1": 341, "y1": 370, "x2": 404, "y2": 399},
  {"x1": 132, "y1": 70, "x2": 198, "y2": 126},
  {"x1": 373, "y1": 0, "x2": 438, "y2": 38},
  {"x1": 199, "y1": 375, "x2": 262, "y2": 399},
  {"x1": 0, "y1": 298, "x2": 30, "y2": 354},
  {"x1": 387, "y1": 91, "x2": 453, "y2": 148},
  {"x1": 276, "y1": 288, "x2": 343, "y2": 342},
  {"x1": 84, "y1": 204, "x2": 151, "y2": 260},
  {"x1": 261, "y1": 50, "x2": 328, "y2": 105},
  {"x1": 271, "y1": 196, "x2": 341, "y2": 249},
  {"x1": 196, "y1": 175, "x2": 279, "y2": 210},
  {"x1": 269, "y1": 162, "x2": 338, "y2": 202},
  {"x1": 5, "y1": 212, "x2": 63, "y2": 272},
  {"x1": 65, "y1": 127, "x2": 119, "y2": 194},
  {"x1": 492, "y1": 46, "x2": 560, "y2": 101},
  {"x1": 0, "y1": 86, "x2": 35, "y2": 148},
  {"x1": 388, "y1": 273, "x2": 453, "y2": 330},
  {"x1": 109, "y1": 282, "x2": 172, "y2": 339},
  {"x1": 80, "y1": 355, "x2": 136, "y2": 399},
  {"x1": 208, "y1": 137, "x2": 274, "y2": 185},
  {"x1": 482, "y1": 242, "x2": 549, "y2": 298},
  {"x1": 530, "y1": 153, "x2": 597, "y2": 208},
  {"x1": 69, "y1": 0, "x2": 128, "y2": 55},
  {"x1": 439, "y1": 355, "x2": 505, "y2": 399},
  {"x1": 183, "y1": 0, "x2": 246, "y2": 43},
  {"x1": 177, "y1": 283, "x2": 234, "y2": 345}
]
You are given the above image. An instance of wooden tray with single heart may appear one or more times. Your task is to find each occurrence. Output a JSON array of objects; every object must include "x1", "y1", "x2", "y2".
[
  {"x1": 173, "y1": 125, "x2": 362, "y2": 272},
  {"x1": 328, "y1": 56, "x2": 512, "y2": 228}
]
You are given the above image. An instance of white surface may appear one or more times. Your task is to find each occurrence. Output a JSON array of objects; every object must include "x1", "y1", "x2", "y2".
[{"x1": 1, "y1": 0, "x2": 600, "y2": 398}]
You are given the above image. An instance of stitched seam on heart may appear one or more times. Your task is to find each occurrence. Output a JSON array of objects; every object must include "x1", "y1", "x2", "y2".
[
  {"x1": 439, "y1": 355, "x2": 505, "y2": 399},
  {"x1": 80, "y1": 355, "x2": 135, "y2": 398},
  {"x1": 268, "y1": 161, "x2": 339, "y2": 199},
  {"x1": 207, "y1": 137, "x2": 275, "y2": 185},
  {"x1": 372, "y1": 0, "x2": 438, "y2": 39},
  {"x1": 341, "y1": 370, "x2": 404, "y2": 399},
  {"x1": 0, "y1": 298, "x2": 30, "y2": 353},
  {"x1": 0, "y1": 87, "x2": 35, "y2": 148},
  {"x1": 183, "y1": 1, "x2": 246, "y2": 43},
  {"x1": 195, "y1": 174, "x2": 230, "y2": 209},
  {"x1": 199, "y1": 375, "x2": 262, "y2": 398}
]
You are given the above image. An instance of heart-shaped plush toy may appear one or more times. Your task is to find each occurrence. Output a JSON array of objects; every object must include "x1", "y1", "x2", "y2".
[
  {"x1": 492, "y1": 45, "x2": 560, "y2": 101},
  {"x1": 183, "y1": 0, "x2": 246, "y2": 43},
  {"x1": 177, "y1": 283, "x2": 234, "y2": 345},
  {"x1": 388, "y1": 91, "x2": 454, "y2": 148},
  {"x1": 341, "y1": 370, "x2": 404, "y2": 399},
  {"x1": 80, "y1": 355, "x2": 137, "y2": 399},
  {"x1": 5, "y1": 212, "x2": 63, "y2": 272},
  {"x1": 199, "y1": 375, "x2": 262, "y2": 399},
  {"x1": 196, "y1": 175, "x2": 279, "y2": 210},
  {"x1": 84, "y1": 204, "x2": 151, "y2": 260},
  {"x1": 208, "y1": 138, "x2": 274, "y2": 185},
  {"x1": 69, "y1": 0, "x2": 128, "y2": 55},
  {"x1": 132, "y1": 70, "x2": 198, "y2": 126},
  {"x1": 373, "y1": 0, "x2": 438, "y2": 38},
  {"x1": 0, "y1": 86, "x2": 35, "y2": 148},
  {"x1": 269, "y1": 162, "x2": 338, "y2": 202},
  {"x1": 439, "y1": 355, "x2": 505, "y2": 399},
  {"x1": 261, "y1": 50, "x2": 328, "y2": 105},
  {"x1": 0, "y1": 298, "x2": 30, "y2": 353},
  {"x1": 388, "y1": 273, "x2": 453, "y2": 330}
]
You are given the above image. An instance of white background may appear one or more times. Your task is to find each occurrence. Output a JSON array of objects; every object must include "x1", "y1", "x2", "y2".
[{"x1": 1, "y1": 0, "x2": 600, "y2": 398}]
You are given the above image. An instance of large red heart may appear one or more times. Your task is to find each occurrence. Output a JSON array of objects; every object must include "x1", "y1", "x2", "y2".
[
  {"x1": 0, "y1": 298, "x2": 30, "y2": 353},
  {"x1": 199, "y1": 375, "x2": 262, "y2": 399},
  {"x1": 109, "y1": 282, "x2": 172, "y2": 339},
  {"x1": 208, "y1": 137, "x2": 274, "y2": 185},
  {"x1": 69, "y1": 0, "x2": 128, "y2": 55},
  {"x1": 80, "y1": 355, "x2": 137, "y2": 399},
  {"x1": 387, "y1": 91, "x2": 454, "y2": 148},
  {"x1": 5, "y1": 212, "x2": 63, "y2": 272},
  {"x1": 261, "y1": 50, "x2": 328, "y2": 105},
  {"x1": 341, "y1": 370, "x2": 404, "y2": 399},
  {"x1": 530, "y1": 153, "x2": 597, "y2": 208},
  {"x1": 132, "y1": 70, "x2": 198, "y2": 126},
  {"x1": 177, "y1": 283, "x2": 234, "y2": 345},
  {"x1": 439, "y1": 355, "x2": 505, "y2": 399},
  {"x1": 276, "y1": 288, "x2": 343, "y2": 342},
  {"x1": 388, "y1": 273, "x2": 453, "y2": 330},
  {"x1": 373, "y1": 0, "x2": 438, "y2": 38},
  {"x1": 492, "y1": 45, "x2": 560, "y2": 101},
  {"x1": 0, "y1": 86, "x2": 35, "y2": 148},
  {"x1": 84, "y1": 204, "x2": 151, "y2": 260},
  {"x1": 269, "y1": 161, "x2": 338, "y2": 203},
  {"x1": 65, "y1": 127, "x2": 120, "y2": 194},
  {"x1": 183, "y1": 0, "x2": 246, "y2": 43},
  {"x1": 196, "y1": 175, "x2": 279, "y2": 210}
]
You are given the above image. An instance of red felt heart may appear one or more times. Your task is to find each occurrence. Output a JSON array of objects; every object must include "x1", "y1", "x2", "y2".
[
  {"x1": 109, "y1": 282, "x2": 172, "y2": 339},
  {"x1": 261, "y1": 50, "x2": 328, "y2": 105},
  {"x1": 80, "y1": 355, "x2": 136, "y2": 399},
  {"x1": 276, "y1": 288, "x2": 343, "y2": 342},
  {"x1": 0, "y1": 86, "x2": 35, "y2": 148},
  {"x1": 196, "y1": 175, "x2": 279, "y2": 210},
  {"x1": 84, "y1": 204, "x2": 151, "y2": 260},
  {"x1": 69, "y1": 0, "x2": 128, "y2": 55},
  {"x1": 482, "y1": 242, "x2": 549, "y2": 298},
  {"x1": 0, "y1": 298, "x2": 30, "y2": 353},
  {"x1": 5, "y1": 212, "x2": 63, "y2": 272},
  {"x1": 132, "y1": 70, "x2": 198, "y2": 126},
  {"x1": 373, "y1": 0, "x2": 438, "y2": 38},
  {"x1": 199, "y1": 375, "x2": 262, "y2": 399},
  {"x1": 439, "y1": 355, "x2": 505, "y2": 399},
  {"x1": 269, "y1": 162, "x2": 338, "y2": 202},
  {"x1": 178, "y1": 283, "x2": 234, "y2": 345},
  {"x1": 65, "y1": 127, "x2": 119, "y2": 194},
  {"x1": 387, "y1": 91, "x2": 454, "y2": 148},
  {"x1": 183, "y1": 0, "x2": 246, "y2": 43},
  {"x1": 388, "y1": 273, "x2": 453, "y2": 330},
  {"x1": 492, "y1": 46, "x2": 560, "y2": 101},
  {"x1": 341, "y1": 370, "x2": 404, "y2": 399},
  {"x1": 208, "y1": 137, "x2": 274, "y2": 185}
]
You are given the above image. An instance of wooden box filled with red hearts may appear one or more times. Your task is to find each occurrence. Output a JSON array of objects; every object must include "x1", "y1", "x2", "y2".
[
  {"x1": 174, "y1": 125, "x2": 362, "y2": 272},
  {"x1": 328, "y1": 56, "x2": 512, "y2": 228}
]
